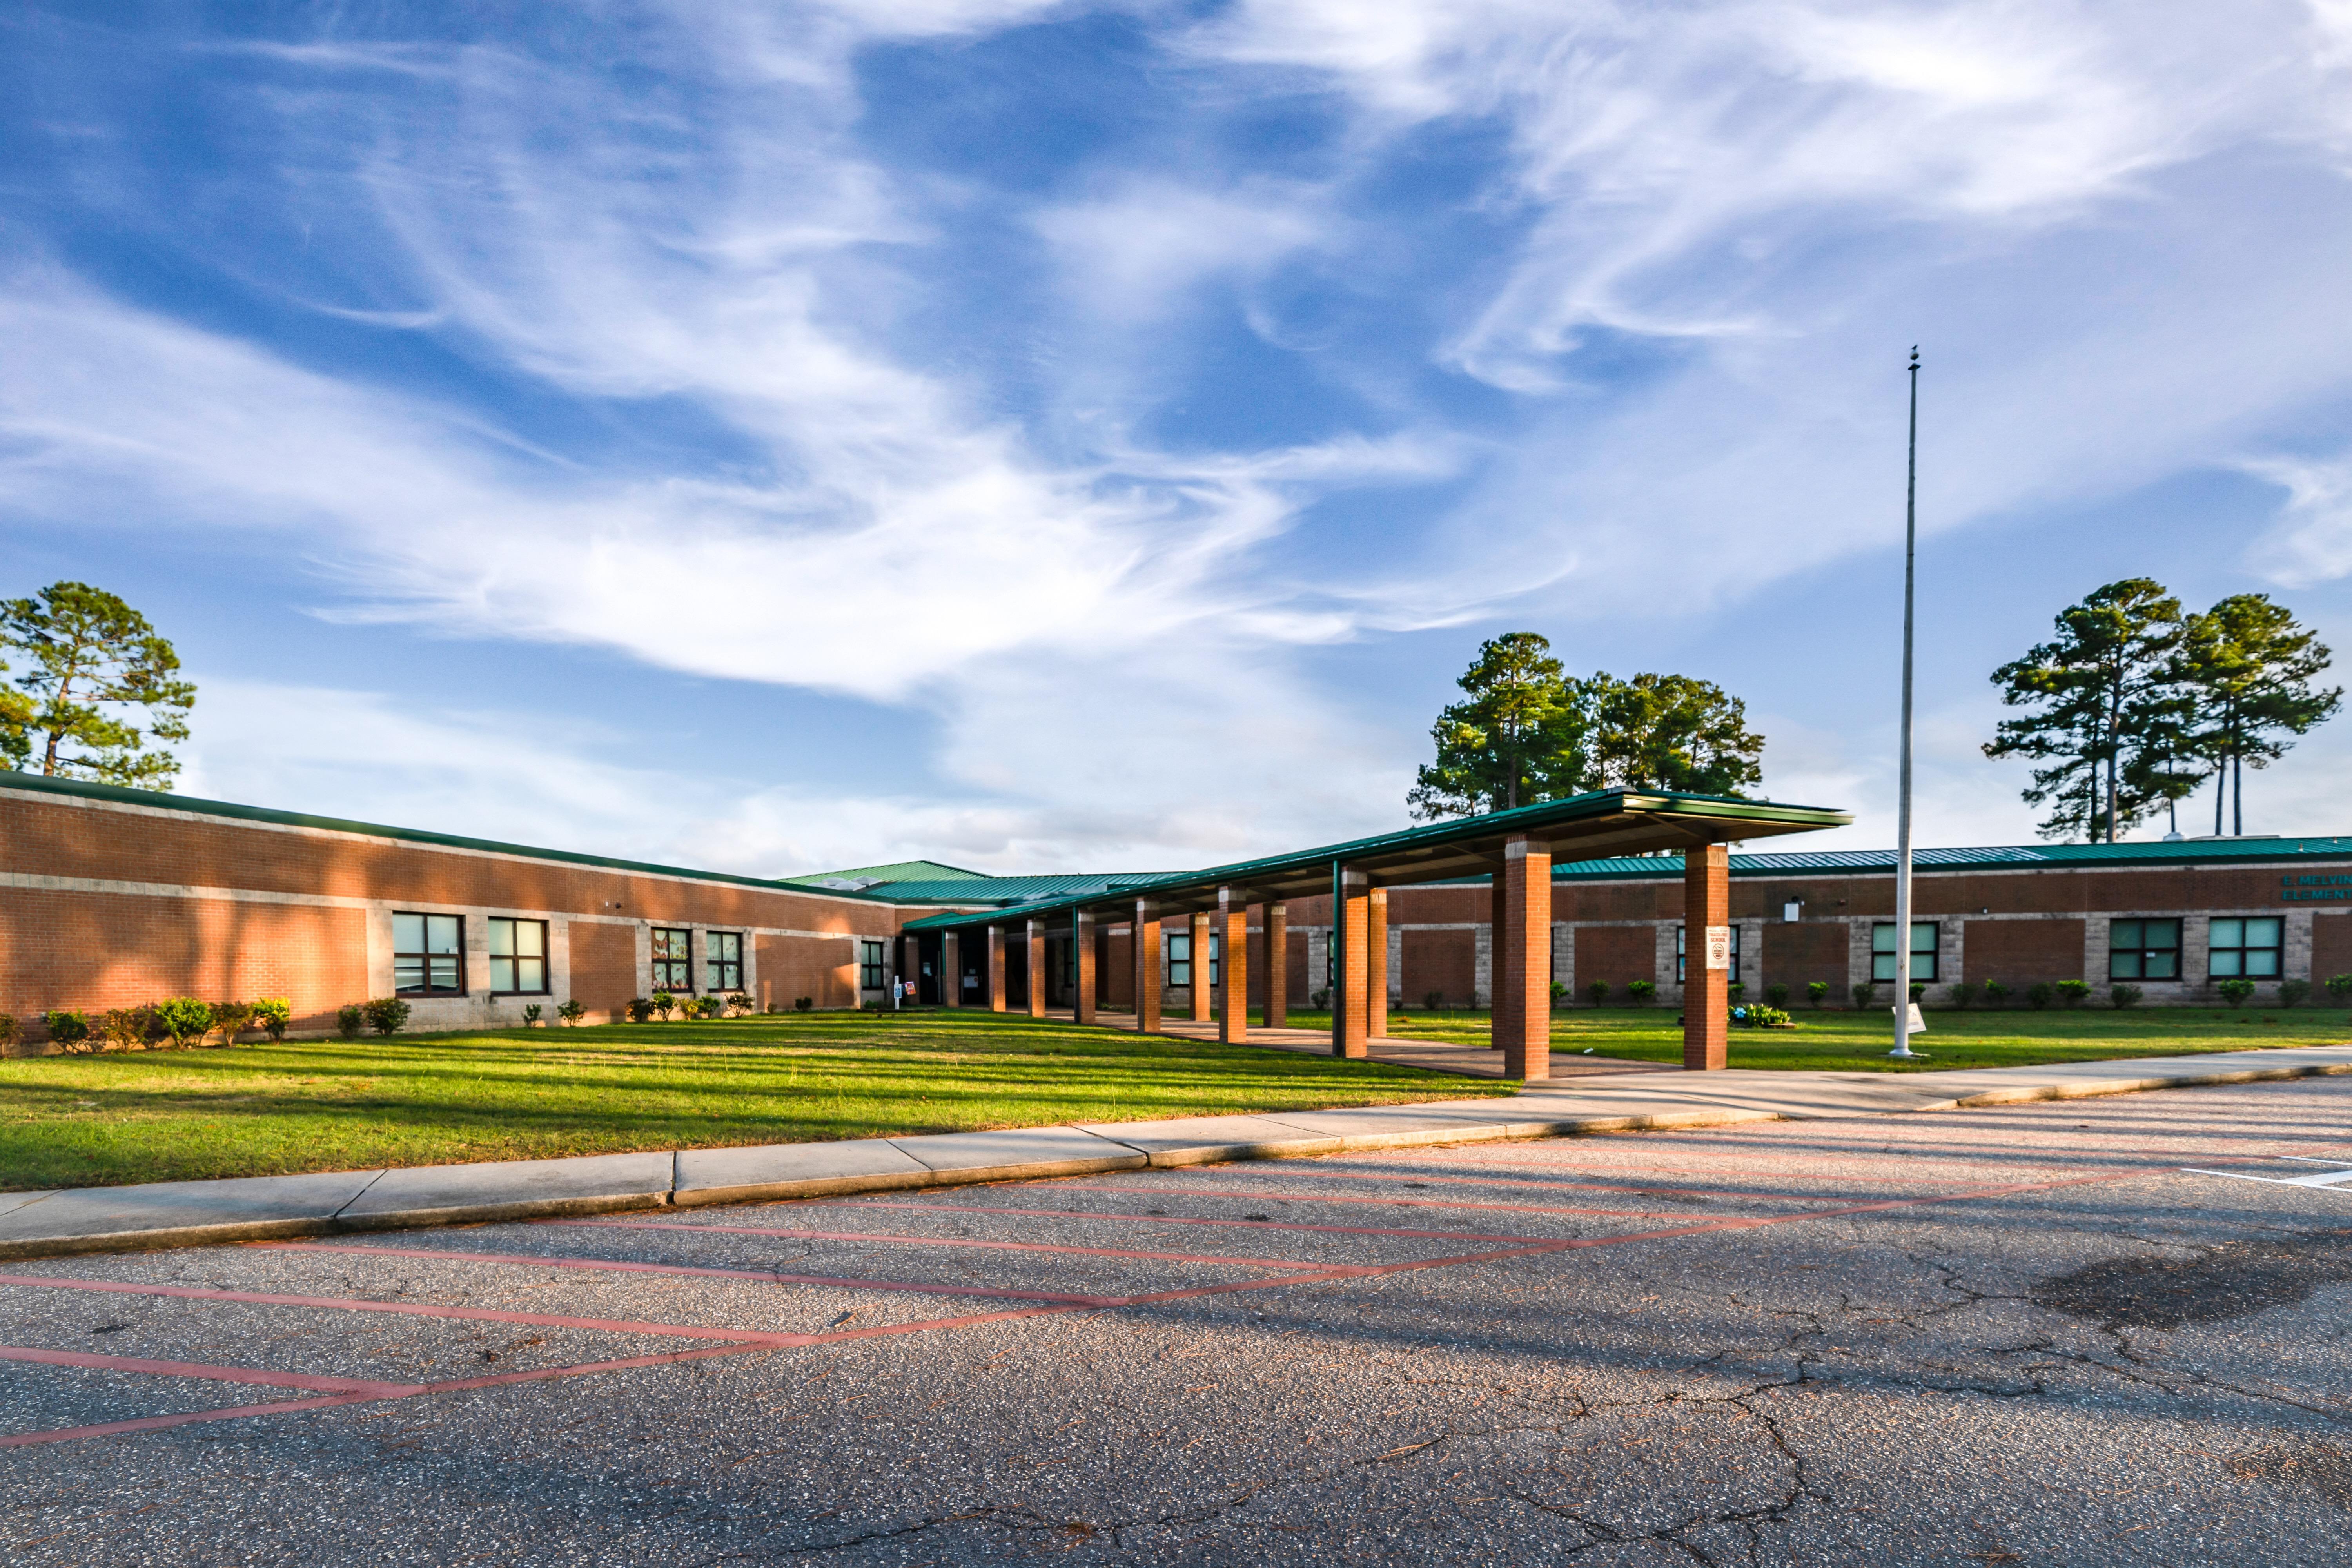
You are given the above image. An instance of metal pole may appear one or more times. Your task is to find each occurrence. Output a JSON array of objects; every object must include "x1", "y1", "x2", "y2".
[{"x1": 1891, "y1": 347, "x2": 1922, "y2": 1059}]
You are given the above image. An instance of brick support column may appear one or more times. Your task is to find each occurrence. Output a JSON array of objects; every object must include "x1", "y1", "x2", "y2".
[
  {"x1": 1488, "y1": 864, "x2": 1513, "y2": 1050},
  {"x1": 901, "y1": 936, "x2": 918, "y2": 1004},
  {"x1": 987, "y1": 924, "x2": 1007, "y2": 1014},
  {"x1": 1024, "y1": 918, "x2": 1046, "y2": 1019},
  {"x1": 1264, "y1": 902, "x2": 1288, "y2": 1030},
  {"x1": 1134, "y1": 899, "x2": 1162, "y2": 1034},
  {"x1": 1219, "y1": 886, "x2": 1249, "y2": 1043},
  {"x1": 1334, "y1": 867, "x2": 1370, "y2": 1058},
  {"x1": 1189, "y1": 910, "x2": 1213, "y2": 1022},
  {"x1": 1074, "y1": 909, "x2": 1097, "y2": 1026},
  {"x1": 1684, "y1": 844, "x2": 1730, "y2": 1070},
  {"x1": 1501, "y1": 835, "x2": 1551, "y2": 1081},
  {"x1": 942, "y1": 932, "x2": 960, "y2": 1008},
  {"x1": 1367, "y1": 887, "x2": 1388, "y2": 1041}
]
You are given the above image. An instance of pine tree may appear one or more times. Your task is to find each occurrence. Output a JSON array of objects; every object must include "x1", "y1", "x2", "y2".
[
  {"x1": 2176, "y1": 593, "x2": 2340, "y2": 835},
  {"x1": 1984, "y1": 579, "x2": 2183, "y2": 842},
  {"x1": 1583, "y1": 671, "x2": 1763, "y2": 796},
  {"x1": 1407, "y1": 633, "x2": 1588, "y2": 819},
  {"x1": 0, "y1": 582, "x2": 196, "y2": 791}
]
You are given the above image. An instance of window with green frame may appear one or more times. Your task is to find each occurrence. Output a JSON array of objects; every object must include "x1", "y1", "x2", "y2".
[
  {"x1": 2208, "y1": 917, "x2": 2282, "y2": 978},
  {"x1": 2109, "y1": 918, "x2": 2180, "y2": 980},
  {"x1": 1871, "y1": 920, "x2": 1938, "y2": 982}
]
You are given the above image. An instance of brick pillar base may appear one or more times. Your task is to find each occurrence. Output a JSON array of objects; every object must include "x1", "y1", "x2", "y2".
[
  {"x1": 1135, "y1": 899, "x2": 1162, "y2": 1034},
  {"x1": 1684, "y1": 844, "x2": 1730, "y2": 1070},
  {"x1": 943, "y1": 933, "x2": 960, "y2": 1009},
  {"x1": 1335, "y1": 868, "x2": 1369, "y2": 1058},
  {"x1": 1189, "y1": 910, "x2": 1212, "y2": 1022},
  {"x1": 1368, "y1": 887, "x2": 1388, "y2": 1041},
  {"x1": 987, "y1": 925, "x2": 1007, "y2": 1014},
  {"x1": 1502, "y1": 835, "x2": 1552, "y2": 1081},
  {"x1": 1075, "y1": 910, "x2": 1097, "y2": 1026},
  {"x1": 1025, "y1": 918, "x2": 1046, "y2": 1019},
  {"x1": 1219, "y1": 887, "x2": 1249, "y2": 1044},
  {"x1": 1264, "y1": 902, "x2": 1287, "y2": 1030}
]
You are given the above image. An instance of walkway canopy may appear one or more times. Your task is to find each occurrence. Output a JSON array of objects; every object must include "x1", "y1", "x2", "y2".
[{"x1": 898, "y1": 787, "x2": 1851, "y2": 1080}]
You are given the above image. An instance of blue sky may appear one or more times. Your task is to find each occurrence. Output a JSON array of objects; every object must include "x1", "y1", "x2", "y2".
[{"x1": 5, "y1": 2, "x2": 2351, "y2": 875}]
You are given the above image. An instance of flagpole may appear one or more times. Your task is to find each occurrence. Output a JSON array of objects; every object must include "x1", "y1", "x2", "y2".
[{"x1": 1890, "y1": 347, "x2": 1922, "y2": 1058}]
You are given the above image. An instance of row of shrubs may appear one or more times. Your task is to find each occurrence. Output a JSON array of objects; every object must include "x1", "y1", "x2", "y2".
[
  {"x1": 624, "y1": 991, "x2": 758, "y2": 1023},
  {"x1": 0, "y1": 998, "x2": 294, "y2": 1054}
]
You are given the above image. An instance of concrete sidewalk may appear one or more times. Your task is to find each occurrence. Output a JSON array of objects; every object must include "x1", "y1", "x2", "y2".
[{"x1": 5, "y1": 1043, "x2": 2349, "y2": 1262}]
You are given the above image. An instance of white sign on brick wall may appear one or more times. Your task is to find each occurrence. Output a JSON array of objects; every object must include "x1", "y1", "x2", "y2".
[{"x1": 1704, "y1": 925, "x2": 1732, "y2": 970}]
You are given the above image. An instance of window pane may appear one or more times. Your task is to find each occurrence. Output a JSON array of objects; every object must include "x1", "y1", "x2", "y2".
[
  {"x1": 519, "y1": 956, "x2": 544, "y2": 991},
  {"x1": 429, "y1": 956, "x2": 459, "y2": 989},
  {"x1": 1911, "y1": 922, "x2": 1936, "y2": 953},
  {"x1": 2145, "y1": 951, "x2": 2176, "y2": 978},
  {"x1": 426, "y1": 915, "x2": 460, "y2": 954},
  {"x1": 517, "y1": 922, "x2": 544, "y2": 957},
  {"x1": 490, "y1": 956, "x2": 514, "y2": 991},
  {"x1": 1675, "y1": 926, "x2": 1686, "y2": 955},
  {"x1": 2248, "y1": 950, "x2": 2280, "y2": 977},
  {"x1": 1872, "y1": 953, "x2": 1898, "y2": 981},
  {"x1": 1169, "y1": 935, "x2": 1190, "y2": 961},
  {"x1": 1910, "y1": 953, "x2": 1934, "y2": 981},
  {"x1": 2148, "y1": 920, "x2": 2180, "y2": 950},
  {"x1": 2112, "y1": 920, "x2": 2142, "y2": 949},
  {"x1": 1872, "y1": 923, "x2": 1897, "y2": 954},
  {"x1": 2247, "y1": 918, "x2": 2283, "y2": 947},
  {"x1": 394, "y1": 912, "x2": 424, "y2": 953},
  {"x1": 489, "y1": 919, "x2": 515, "y2": 957},
  {"x1": 395, "y1": 956, "x2": 424, "y2": 991},
  {"x1": 2210, "y1": 919, "x2": 2243, "y2": 949},
  {"x1": 2111, "y1": 952, "x2": 2142, "y2": 979},
  {"x1": 2212, "y1": 950, "x2": 2243, "y2": 976}
]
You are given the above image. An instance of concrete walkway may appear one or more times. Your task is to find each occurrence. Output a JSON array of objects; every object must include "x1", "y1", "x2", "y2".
[{"x1": 5, "y1": 1043, "x2": 2348, "y2": 1263}]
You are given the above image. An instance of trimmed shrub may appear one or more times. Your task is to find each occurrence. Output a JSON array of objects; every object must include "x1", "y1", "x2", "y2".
[
  {"x1": 2110, "y1": 984, "x2": 2143, "y2": 1008},
  {"x1": 522, "y1": 1003, "x2": 544, "y2": 1025},
  {"x1": 1626, "y1": 979, "x2": 1657, "y2": 1005},
  {"x1": 0, "y1": 1014, "x2": 16, "y2": 1054},
  {"x1": 727, "y1": 991, "x2": 753, "y2": 1016},
  {"x1": 2279, "y1": 978, "x2": 2311, "y2": 1008},
  {"x1": 103, "y1": 1007, "x2": 154, "y2": 1051},
  {"x1": 1806, "y1": 981, "x2": 1828, "y2": 1008},
  {"x1": 1548, "y1": 980, "x2": 1566, "y2": 1005},
  {"x1": 1765, "y1": 983, "x2": 1790, "y2": 1008},
  {"x1": 45, "y1": 1010, "x2": 94, "y2": 1053},
  {"x1": 362, "y1": 996, "x2": 411, "y2": 1036},
  {"x1": 254, "y1": 998, "x2": 291, "y2": 1041},
  {"x1": 1740, "y1": 1005, "x2": 1794, "y2": 1028},
  {"x1": 650, "y1": 990, "x2": 677, "y2": 1022},
  {"x1": 211, "y1": 1001, "x2": 255, "y2": 1046},
  {"x1": 1946, "y1": 980, "x2": 1979, "y2": 1009},
  {"x1": 1982, "y1": 980, "x2": 2010, "y2": 1008},
  {"x1": 2328, "y1": 974, "x2": 2352, "y2": 1006},
  {"x1": 153, "y1": 996, "x2": 215, "y2": 1049},
  {"x1": 558, "y1": 999, "x2": 586, "y2": 1026},
  {"x1": 795, "y1": 995, "x2": 815, "y2": 1012},
  {"x1": 2054, "y1": 980, "x2": 2091, "y2": 1009},
  {"x1": 1851, "y1": 982, "x2": 1876, "y2": 1010},
  {"x1": 2217, "y1": 978, "x2": 2257, "y2": 1009},
  {"x1": 626, "y1": 997, "x2": 654, "y2": 1023},
  {"x1": 1725, "y1": 980, "x2": 1745, "y2": 1002},
  {"x1": 1586, "y1": 980, "x2": 1609, "y2": 1007},
  {"x1": 1425, "y1": 989, "x2": 1446, "y2": 1012},
  {"x1": 1909, "y1": 982, "x2": 1927, "y2": 1004},
  {"x1": 1307, "y1": 989, "x2": 1329, "y2": 1011},
  {"x1": 337, "y1": 1004, "x2": 366, "y2": 1040},
  {"x1": 2025, "y1": 982, "x2": 2054, "y2": 1009}
]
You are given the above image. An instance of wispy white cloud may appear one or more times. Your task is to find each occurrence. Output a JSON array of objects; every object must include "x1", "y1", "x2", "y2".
[{"x1": 2246, "y1": 453, "x2": 2352, "y2": 587}]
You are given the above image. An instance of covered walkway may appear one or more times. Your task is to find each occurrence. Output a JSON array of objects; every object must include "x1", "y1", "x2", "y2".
[{"x1": 902, "y1": 788, "x2": 1849, "y2": 1076}]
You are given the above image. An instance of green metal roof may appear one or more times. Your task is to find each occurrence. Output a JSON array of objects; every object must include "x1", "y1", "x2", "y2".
[
  {"x1": 1549, "y1": 836, "x2": 2352, "y2": 881},
  {"x1": 861, "y1": 873, "x2": 1171, "y2": 906},
  {"x1": 779, "y1": 858, "x2": 991, "y2": 891},
  {"x1": 0, "y1": 771, "x2": 903, "y2": 903},
  {"x1": 898, "y1": 787, "x2": 1852, "y2": 931}
]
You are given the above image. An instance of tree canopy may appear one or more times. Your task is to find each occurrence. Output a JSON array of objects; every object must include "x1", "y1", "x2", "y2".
[
  {"x1": 0, "y1": 581, "x2": 196, "y2": 791},
  {"x1": 2176, "y1": 593, "x2": 2341, "y2": 836},
  {"x1": 1408, "y1": 633, "x2": 1762, "y2": 820}
]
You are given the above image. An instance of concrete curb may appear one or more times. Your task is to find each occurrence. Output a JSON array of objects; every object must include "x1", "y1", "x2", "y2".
[{"x1": 5, "y1": 1049, "x2": 2348, "y2": 1262}]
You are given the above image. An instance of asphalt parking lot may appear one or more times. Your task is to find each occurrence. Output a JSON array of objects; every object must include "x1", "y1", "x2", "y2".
[{"x1": 6, "y1": 1075, "x2": 2352, "y2": 1566}]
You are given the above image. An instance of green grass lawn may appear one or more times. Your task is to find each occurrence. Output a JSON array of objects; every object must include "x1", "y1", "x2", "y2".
[
  {"x1": 1352, "y1": 1003, "x2": 2352, "y2": 1073},
  {"x1": 0, "y1": 1011, "x2": 1513, "y2": 1192}
]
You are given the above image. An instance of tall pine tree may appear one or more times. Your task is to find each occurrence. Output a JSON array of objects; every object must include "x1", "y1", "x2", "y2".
[
  {"x1": 1984, "y1": 579, "x2": 2182, "y2": 842},
  {"x1": 2176, "y1": 593, "x2": 2340, "y2": 835},
  {"x1": 1408, "y1": 633, "x2": 1588, "y2": 818}
]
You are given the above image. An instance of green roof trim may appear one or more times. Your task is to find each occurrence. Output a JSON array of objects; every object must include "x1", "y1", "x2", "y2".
[
  {"x1": 0, "y1": 770, "x2": 903, "y2": 904},
  {"x1": 780, "y1": 858, "x2": 990, "y2": 888},
  {"x1": 1548, "y1": 836, "x2": 2352, "y2": 881}
]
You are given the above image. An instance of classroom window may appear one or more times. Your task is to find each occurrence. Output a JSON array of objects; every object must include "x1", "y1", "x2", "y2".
[
  {"x1": 486, "y1": 917, "x2": 547, "y2": 995},
  {"x1": 2109, "y1": 918, "x2": 2180, "y2": 980},
  {"x1": 1168, "y1": 932, "x2": 1192, "y2": 989},
  {"x1": 1872, "y1": 921, "x2": 1939, "y2": 982},
  {"x1": 651, "y1": 927, "x2": 693, "y2": 991},
  {"x1": 1207, "y1": 932, "x2": 1220, "y2": 989},
  {"x1": 705, "y1": 931, "x2": 744, "y2": 993},
  {"x1": 2209, "y1": 917, "x2": 2282, "y2": 979},
  {"x1": 393, "y1": 912, "x2": 464, "y2": 996},
  {"x1": 1674, "y1": 924, "x2": 1742, "y2": 984},
  {"x1": 859, "y1": 940, "x2": 886, "y2": 991}
]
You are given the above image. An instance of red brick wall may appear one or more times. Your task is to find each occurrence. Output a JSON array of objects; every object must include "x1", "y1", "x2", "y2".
[
  {"x1": 1760, "y1": 922, "x2": 1849, "y2": 995},
  {"x1": 570, "y1": 923, "x2": 639, "y2": 1018},
  {"x1": 1401, "y1": 929, "x2": 1475, "y2": 1006},
  {"x1": 1573, "y1": 926, "x2": 1656, "y2": 995},
  {"x1": 1964, "y1": 919, "x2": 2086, "y2": 987},
  {"x1": 2313, "y1": 915, "x2": 2352, "y2": 987}
]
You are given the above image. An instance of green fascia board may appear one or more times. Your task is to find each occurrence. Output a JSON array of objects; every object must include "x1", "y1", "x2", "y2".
[
  {"x1": 0, "y1": 770, "x2": 914, "y2": 905},
  {"x1": 897, "y1": 788, "x2": 1851, "y2": 931}
]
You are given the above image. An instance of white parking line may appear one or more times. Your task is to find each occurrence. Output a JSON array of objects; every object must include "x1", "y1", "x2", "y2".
[{"x1": 2181, "y1": 1160, "x2": 2352, "y2": 1189}]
